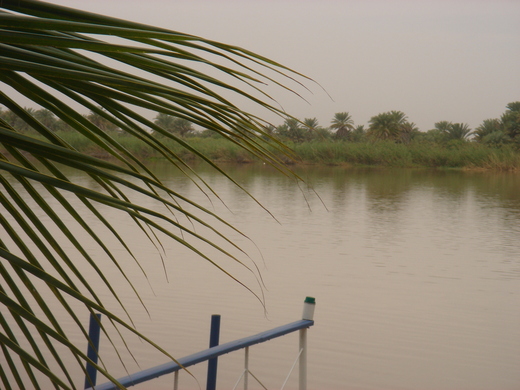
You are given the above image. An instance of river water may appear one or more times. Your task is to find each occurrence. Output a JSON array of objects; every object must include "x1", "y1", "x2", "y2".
[{"x1": 4, "y1": 164, "x2": 520, "y2": 389}]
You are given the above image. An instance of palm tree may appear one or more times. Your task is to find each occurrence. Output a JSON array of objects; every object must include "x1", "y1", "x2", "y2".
[
  {"x1": 0, "y1": 106, "x2": 35, "y2": 133},
  {"x1": 276, "y1": 117, "x2": 306, "y2": 142},
  {"x1": 34, "y1": 108, "x2": 59, "y2": 132},
  {"x1": 399, "y1": 122, "x2": 419, "y2": 144},
  {"x1": 330, "y1": 112, "x2": 355, "y2": 139},
  {"x1": 275, "y1": 122, "x2": 289, "y2": 138},
  {"x1": 473, "y1": 118, "x2": 502, "y2": 142},
  {"x1": 351, "y1": 125, "x2": 366, "y2": 142},
  {"x1": 432, "y1": 121, "x2": 471, "y2": 142},
  {"x1": 0, "y1": 1, "x2": 308, "y2": 388},
  {"x1": 434, "y1": 120, "x2": 453, "y2": 133},
  {"x1": 153, "y1": 112, "x2": 176, "y2": 132},
  {"x1": 448, "y1": 123, "x2": 471, "y2": 141},
  {"x1": 153, "y1": 113, "x2": 194, "y2": 137},
  {"x1": 303, "y1": 117, "x2": 319, "y2": 133},
  {"x1": 430, "y1": 120, "x2": 453, "y2": 144},
  {"x1": 287, "y1": 118, "x2": 306, "y2": 142},
  {"x1": 501, "y1": 101, "x2": 520, "y2": 141},
  {"x1": 174, "y1": 118, "x2": 194, "y2": 137},
  {"x1": 303, "y1": 117, "x2": 320, "y2": 140},
  {"x1": 367, "y1": 111, "x2": 407, "y2": 141},
  {"x1": 86, "y1": 108, "x2": 119, "y2": 133},
  {"x1": 303, "y1": 117, "x2": 331, "y2": 140}
]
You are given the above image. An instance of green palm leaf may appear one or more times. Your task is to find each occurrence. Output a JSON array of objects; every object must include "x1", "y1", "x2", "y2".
[{"x1": 0, "y1": 1, "x2": 308, "y2": 388}]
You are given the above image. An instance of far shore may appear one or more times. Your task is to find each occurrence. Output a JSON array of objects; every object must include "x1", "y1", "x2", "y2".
[{"x1": 5, "y1": 131, "x2": 520, "y2": 172}]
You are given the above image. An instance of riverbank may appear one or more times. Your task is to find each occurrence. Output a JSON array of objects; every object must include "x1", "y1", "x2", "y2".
[
  {"x1": 17, "y1": 131, "x2": 520, "y2": 171},
  {"x1": 290, "y1": 140, "x2": 520, "y2": 170}
]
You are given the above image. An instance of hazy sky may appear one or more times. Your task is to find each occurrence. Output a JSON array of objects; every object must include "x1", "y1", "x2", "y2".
[{"x1": 47, "y1": 1, "x2": 520, "y2": 131}]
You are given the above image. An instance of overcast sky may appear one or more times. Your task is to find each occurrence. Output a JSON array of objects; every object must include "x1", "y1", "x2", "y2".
[{"x1": 49, "y1": 0, "x2": 520, "y2": 131}]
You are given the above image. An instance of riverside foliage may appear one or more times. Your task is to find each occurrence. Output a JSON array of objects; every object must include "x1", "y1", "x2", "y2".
[{"x1": 3, "y1": 103, "x2": 520, "y2": 170}]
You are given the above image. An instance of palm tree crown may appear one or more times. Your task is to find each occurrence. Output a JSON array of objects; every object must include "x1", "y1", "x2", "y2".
[
  {"x1": 368, "y1": 110, "x2": 407, "y2": 141},
  {"x1": 330, "y1": 112, "x2": 355, "y2": 139}
]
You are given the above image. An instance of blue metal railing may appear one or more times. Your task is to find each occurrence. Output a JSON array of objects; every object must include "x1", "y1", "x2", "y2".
[
  {"x1": 85, "y1": 297, "x2": 315, "y2": 390},
  {"x1": 84, "y1": 313, "x2": 102, "y2": 390},
  {"x1": 206, "y1": 314, "x2": 221, "y2": 390}
]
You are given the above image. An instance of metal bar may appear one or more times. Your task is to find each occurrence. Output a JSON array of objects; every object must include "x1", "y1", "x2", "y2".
[
  {"x1": 232, "y1": 369, "x2": 246, "y2": 390},
  {"x1": 89, "y1": 319, "x2": 313, "y2": 390},
  {"x1": 84, "y1": 313, "x2": 102, "y2": 390},
  {"x1": 299, "y1": 329, "x2": 307, "y2": 390},
  {"x1": 280, "y1": 348, "x2": 303, "y2": 390},
  {"x1": 206, "y1": 314, "x2": 221, "y2": 390},
  {"x1": 244, "y1": 346, "x2": 249, "y2": 390},
  {"x1": 173, "y1": 371, "x2": 179, "y2": 390},
  {"x1": 245, "y1": 370, "x2": 268, "y2": 390},
  {"x1": 299, "y1": 297, "x2": 315, "y2": 390}
]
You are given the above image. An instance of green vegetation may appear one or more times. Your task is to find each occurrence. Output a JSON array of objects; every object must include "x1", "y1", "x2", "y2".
[
  {"x1": 289, "y1": 141, "x2": 519, "y2": 169},
  {"x1": 4, "y1": 102, "x2": 520, "y2": 170}
]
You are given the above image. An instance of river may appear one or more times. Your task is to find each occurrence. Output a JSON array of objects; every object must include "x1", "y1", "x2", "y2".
[{"x1": 4, "y1": 164, "x2": 520, "y2": 389}]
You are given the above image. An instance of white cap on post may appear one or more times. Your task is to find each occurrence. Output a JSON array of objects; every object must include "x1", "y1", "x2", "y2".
[{"x1": 302, "y1": 296, "x2": 316, "y2": 320}]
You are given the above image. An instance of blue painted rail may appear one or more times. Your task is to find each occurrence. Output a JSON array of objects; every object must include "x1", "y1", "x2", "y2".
[{"x1": 86, "y1": 297, "x2": 316, "y2": 390}]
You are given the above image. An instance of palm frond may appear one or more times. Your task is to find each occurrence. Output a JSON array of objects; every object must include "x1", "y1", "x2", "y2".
[{"x1": 0, "y1": 1, "x2": 308, "y2": 388}]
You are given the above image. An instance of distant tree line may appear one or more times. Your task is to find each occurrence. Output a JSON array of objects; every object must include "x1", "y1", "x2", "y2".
[
  {"x1": 2, "y1": 102, "x2": 519, "y2": 148},
  {"x1": 0, "y1": 107, "x2": 119, "y2": 133},
  {"x1": 261, "y1": 102, "x2": 519, "y2": 146}
]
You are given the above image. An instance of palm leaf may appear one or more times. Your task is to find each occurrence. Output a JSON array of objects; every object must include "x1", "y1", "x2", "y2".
[{"x1": 0, "y1": 1, "x2": 308, "y2": 388}]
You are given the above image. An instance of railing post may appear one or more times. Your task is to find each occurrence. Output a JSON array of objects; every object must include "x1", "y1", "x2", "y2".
[
  {"x1": 84, "y1": 313, "x2": 102, "y2": 389},
  {"x1": 174, "y1": 371, "x2": 179, "y2": 390},
  {"x1": 206, "y1": 314, "x2": 221, "y2": 390},
  {"x1": 299, "y1": 329, "x2": 307, "y2": 390},
  {"x1": 244, "y1": 346, "x2": 249, "y2": 390},
  {"x1": 299, "y1": 297, "x2": 315, "y2": 390}
]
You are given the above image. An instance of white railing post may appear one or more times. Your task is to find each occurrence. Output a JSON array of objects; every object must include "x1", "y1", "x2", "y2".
[
  {"x1": 244, "y1": 346, "x2": 249, "y2": 390},
  {"x1": 299, "y1": 297, "x2": 315, "y2": 390},
  {"x1": 173, "y1": 371, "x2": 179, "y2": 390},
  {"x1": 299, "y1": 328, "x2": 307, "y2": 390}
]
